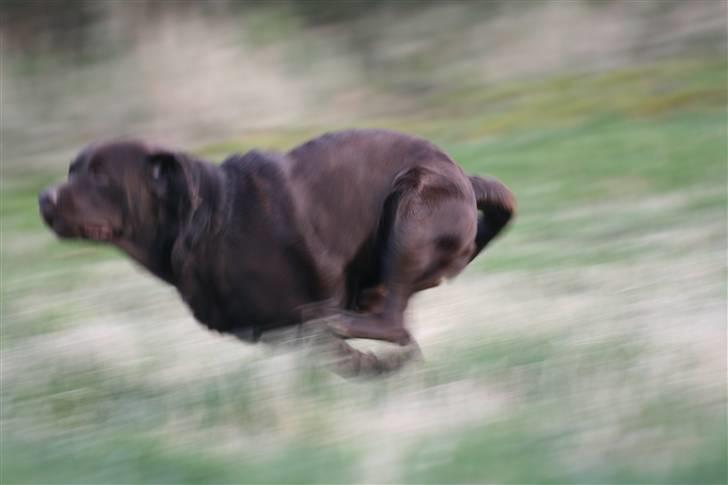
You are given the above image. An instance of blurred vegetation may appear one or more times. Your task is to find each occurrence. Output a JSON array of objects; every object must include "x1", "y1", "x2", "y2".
[
  {"x1": 2, "y1": 0, "x2": 726, "y2": 161},
  {"x1": 1, "y1": 1, "x2": 726, "y2": 484}
]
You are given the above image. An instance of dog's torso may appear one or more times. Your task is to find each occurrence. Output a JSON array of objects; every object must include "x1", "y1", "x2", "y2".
[{"x1": 169, "y1": 129, "x2": 474, "y2": 339}]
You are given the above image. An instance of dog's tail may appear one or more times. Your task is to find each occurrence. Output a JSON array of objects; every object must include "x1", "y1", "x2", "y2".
[{"x1": 469, "y1": 175, "x2": 516, "y2": 261}]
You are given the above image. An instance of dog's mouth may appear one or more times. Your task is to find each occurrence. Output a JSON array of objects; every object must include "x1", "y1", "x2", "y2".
[
  {"x1": 42, "y1": 210, "x2": 121, "y2": 242},
  {"x1": 80, "y1": 223, "x2": 120, "y2": 242},
  {"x1": 47, "y1": 219, "x2": 120, "y2": 242},
  {"x1": 39, "y1": 189, "x2": 123, "y2": 243}
]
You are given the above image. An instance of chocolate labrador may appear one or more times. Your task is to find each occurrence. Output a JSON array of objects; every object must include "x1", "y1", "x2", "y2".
[{"x1": 39, "y1": 129, "x2": 515, "y2": 375}]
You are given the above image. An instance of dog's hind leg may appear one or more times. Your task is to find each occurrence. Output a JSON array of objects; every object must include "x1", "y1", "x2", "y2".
[
  {"x1": 300, "y1": 317, "x2": 423, "y2": 377},
  {"x1": 329, "y1": 166, "x2": 477, "y2": 345},
  {"x1": 326, "y1": 337, "x2": 423, "y2": 378}
]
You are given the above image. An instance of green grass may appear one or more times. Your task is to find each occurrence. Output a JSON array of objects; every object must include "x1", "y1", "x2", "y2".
[
  {"x1": 1, "y1": 58, "x2": 726, "y2": 483},
  {"x1": 2, "y1": 433, "x2": 357, "y2": 484},
  {"x1": 404, "y1": 402, "x2": 726, "y2": 484}
]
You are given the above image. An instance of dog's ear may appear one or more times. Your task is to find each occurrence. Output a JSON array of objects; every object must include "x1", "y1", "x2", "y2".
[
  {"x1": 147, "y1": 151, "x2": 181, "y2": 199},
  {"x1": 147, "y1": 150, "x2": 201, "y2": 207},
  {"x1": 146, "y1": 149, "x2": 207, "y2": 246}
]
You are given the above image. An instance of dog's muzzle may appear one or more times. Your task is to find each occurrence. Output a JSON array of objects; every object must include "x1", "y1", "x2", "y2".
[{"x1": 38, "y1": 187, "x2": 59, "y2": 227}]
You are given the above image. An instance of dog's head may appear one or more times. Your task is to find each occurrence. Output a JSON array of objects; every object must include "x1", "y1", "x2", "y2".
[{"x1": 39, "y1": 140, "x2": 204, "y2": 270}]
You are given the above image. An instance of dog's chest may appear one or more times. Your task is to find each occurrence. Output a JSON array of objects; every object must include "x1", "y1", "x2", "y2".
[{"x1": 172, "y1": 239, "x2": 314, "y2": 338}]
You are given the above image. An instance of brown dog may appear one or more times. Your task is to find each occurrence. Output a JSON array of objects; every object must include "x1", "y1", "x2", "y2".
[{"x1": 39, "y1": 129, "x2": 514, "y2": 375}]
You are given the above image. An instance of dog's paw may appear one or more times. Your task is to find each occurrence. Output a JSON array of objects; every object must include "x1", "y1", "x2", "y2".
[
  {"x1": 393, "y1": 329, "x2": 412, "y2": 346},
  {"x1": 326, "y1": 315, "x2": 355, "y2": 339}
]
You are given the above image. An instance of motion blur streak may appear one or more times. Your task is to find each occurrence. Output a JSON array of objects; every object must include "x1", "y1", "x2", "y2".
[{"x1": 1, "y1": 1, "x2": 726, "y2": 483}]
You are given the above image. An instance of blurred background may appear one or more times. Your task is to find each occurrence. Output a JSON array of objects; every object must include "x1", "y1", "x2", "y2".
[{"x1": 1, "y1": 0, "x2": 726, "y2": 483}]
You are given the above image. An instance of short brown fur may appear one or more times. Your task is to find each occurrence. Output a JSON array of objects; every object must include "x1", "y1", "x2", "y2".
[{"x1": 39, "y1": 129, "x2": 514, "y2": 375}]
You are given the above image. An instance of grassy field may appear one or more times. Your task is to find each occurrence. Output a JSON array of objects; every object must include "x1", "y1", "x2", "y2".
[{"x1": 1, "y1": 60, "x2": 726, "y2": 483}]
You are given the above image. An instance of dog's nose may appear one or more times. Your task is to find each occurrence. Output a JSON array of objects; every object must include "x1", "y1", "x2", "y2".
[
  {"x1": 38, "y1": 188, "x2": 58, "y2": 223},
  {"x1": 39, "y1": 187, "x2": 58, "y2": 209}
]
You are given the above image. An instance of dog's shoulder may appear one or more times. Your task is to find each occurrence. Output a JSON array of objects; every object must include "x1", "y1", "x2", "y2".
[
  {"x1": 217, "y1": 150, "x2": 300, "y2": 231},
  {"x1": 220, "y1": 149, "x2": 285, "y2": 175},
  {"x1": 219, "y1": 149, "x2": 292, "y2": 194}
]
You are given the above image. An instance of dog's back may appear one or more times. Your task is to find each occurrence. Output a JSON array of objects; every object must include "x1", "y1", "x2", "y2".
[{"x1": 284, "y1": 129, "x2": 466, "y2": 265}]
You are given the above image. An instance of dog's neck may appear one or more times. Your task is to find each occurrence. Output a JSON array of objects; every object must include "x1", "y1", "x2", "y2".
[
  {"x1": 119, "y1": 158, "x2": 227, "y2": 285},
  {"x1": 114, "y1": 222, "x2": 180, "y2": 284},
  {"x1": 114, "y1": 237, "x2": 173, "y2": 283}
]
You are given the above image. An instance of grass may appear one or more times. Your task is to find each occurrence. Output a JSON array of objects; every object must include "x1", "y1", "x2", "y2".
[
  {"x1": 3, "y1": 433, "x2": 357, "y2": 484},
  {"x1": 1, "y1": 59, "x2": 726, "y2": 483},
  {"x1": 404, "y1": 401, "x2": 727, "y2": 484}
]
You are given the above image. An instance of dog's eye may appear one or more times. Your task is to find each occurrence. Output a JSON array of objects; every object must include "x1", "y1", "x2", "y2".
[
  {"x1": 95, "y1": 173, "x2": 111, "y2": 186},
  {"x1": 93, "y1": 172, "x2": 111, "y2": 186},
  {"x1": 90, "y1": 165, "x2": 111, "y2": 186}
]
